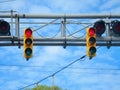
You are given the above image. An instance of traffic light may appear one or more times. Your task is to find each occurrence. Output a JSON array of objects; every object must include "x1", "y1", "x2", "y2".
[
  {"x1": 111, "y1": 20, "x2": 120, "y2": 36},
  {"x1": 94, "y1": 20, "x2": 106, "y2": 36},
  {"x1": 24, "y1": 28, "x2": 33, "y2": 60},
  {"x1": 86, "y1": 27, "x2": 96, "y2": 59},
  {"x1": 0, "y1": 20, "x2": 10, "y2": 36}
]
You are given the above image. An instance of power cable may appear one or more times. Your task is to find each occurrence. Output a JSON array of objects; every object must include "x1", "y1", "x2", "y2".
[
  {"x1": 52, "y1": 56, "x2": 86, "y2": 76},
  {"x1": 18, "y1": 46, "x2": 102, "y2": 89},
  {"x1": 0, "y1": 65, "x2": 120, "y2": 72},
  {"x1": 18, "y1": 55, "x2": 86, "y2": 90}
]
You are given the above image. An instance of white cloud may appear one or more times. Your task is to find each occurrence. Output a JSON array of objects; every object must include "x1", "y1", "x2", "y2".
[
  {"x1": 29, "y1": 5, "x2": 52, "y2": 14},
  {"x1": 99, "y1": 0, "x2": 120, "y2": 13},
  {"x1": 0, "y1": 0, "x2": 27, "y2": 12},
  {"x1": 31, "y1": 46, "x2": 71, "y2": 66},
  {"x1": 44, "y1": 0, "x2": 100, "y2": 13},
  {"x1": 2, "y1": 80, "x2": 22, "y2": 90},
  {"x1": 100, "y1": 0, "x2": 120, "y2": 10}
]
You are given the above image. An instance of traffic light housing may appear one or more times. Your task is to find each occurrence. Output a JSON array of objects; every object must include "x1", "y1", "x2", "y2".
[
  {"x1": 94, "y1": 20, "x2": 106, "y2": 37},
  {"x1": 24, "y1": 28, "x2": 33, "y2": 60},
  {"x1": 86, "y1": 27, "x2": 96, "y2": 59},
  {"x1": 0, "y1": 20, "x2": 11, "y2": 36},
  {"x1": 111, "y1": 20, "x2": 120, "y2": 36}
]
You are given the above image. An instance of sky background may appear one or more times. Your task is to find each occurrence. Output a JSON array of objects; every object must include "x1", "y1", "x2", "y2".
[{"x1": 0, "y1": 0, "x2": 120, "y2": 90}]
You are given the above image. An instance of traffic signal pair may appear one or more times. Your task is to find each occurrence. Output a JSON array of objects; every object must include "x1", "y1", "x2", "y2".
[
  {"x1": 86, "y1": 20, "x2": 106, "y2": 59},
  {"x1": 93, "y1": 20, "x2": 120, "y2": 37},
  {"x1": 23, "y1": 28, "x2": 33, "y2": 61},
  {"x1": 86, "y1": 20, "x2": 105, "y2": 59},
  {"x1": 86, "y1": 20, "x2": 120, "y2": 59}
]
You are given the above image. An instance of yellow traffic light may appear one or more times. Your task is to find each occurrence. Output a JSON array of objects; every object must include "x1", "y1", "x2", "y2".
[
  {"x1": 23, "y1": 28, "x2": 33, "y2": 60},
  {"x1": 86, "y1": 27, "x2": 96, "y2": 59}
]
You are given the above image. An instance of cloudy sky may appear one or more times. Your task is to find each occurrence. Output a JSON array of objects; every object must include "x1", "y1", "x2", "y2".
[{"x1": 0, "y1": 0, "x2": 120, "y2": 90}]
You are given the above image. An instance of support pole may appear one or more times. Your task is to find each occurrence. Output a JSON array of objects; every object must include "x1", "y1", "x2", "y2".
[
  {"x1": 61, "y1": 18, "x2": 66, "y2": 48},
  {"x1": 105, "y1": 17, "x2": 111, "y2": 49},
  {"x1": 52, "y1": 75, "x2": 54, "y2": 90},
  {"x1": 61, "y1": 18, "x2": 66, "y2": 37},
  {"x1": 11, "y1": 10, "x2": 13, "y2": 36},
  {"x1": 36, "y1": 83, "x2": 39, "y2": 90},
  {"x1": 15, "y1": 15, "x2": 20, "y2": 48}
]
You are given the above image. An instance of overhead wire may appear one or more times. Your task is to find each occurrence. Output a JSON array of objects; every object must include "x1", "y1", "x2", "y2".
[
  {"x1": 0, "y1": 64, "x2": 120, "y2": 72},
  {"x1": 18, "y1": 46, "x2": 103, "y2": 90},
  {"x1": 18, "y1": 55, "x2": 86, "y2": 90}
]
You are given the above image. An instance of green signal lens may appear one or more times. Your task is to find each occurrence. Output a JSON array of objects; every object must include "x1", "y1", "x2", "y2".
[
  {"x1": 89, "y1": 47, "x2": 96, "y2": 55},
  {"x1": 25, "y1": 48, "x2": 32, "y2": 56}
]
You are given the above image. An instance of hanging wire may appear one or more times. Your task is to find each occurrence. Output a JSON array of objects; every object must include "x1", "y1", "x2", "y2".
[
  {"x1": 18, "y1": 46, "x2": 103, "y2": 90},
  {"x1": 18, "y1": 55, "x2": 86, "y2": 90}
]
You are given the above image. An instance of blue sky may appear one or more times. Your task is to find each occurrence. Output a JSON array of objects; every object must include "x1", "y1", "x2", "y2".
[{"x1": 0, "y1": 0, "x2": 120, "y2": 90}]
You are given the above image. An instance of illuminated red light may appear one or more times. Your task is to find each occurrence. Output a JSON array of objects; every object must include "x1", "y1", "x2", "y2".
[
  {"x1": 89, "y1": 28, "x2": 95, "y2": 36},
  {"x1": 25, "y1": 28, "x2": 32, "y2": 37}
]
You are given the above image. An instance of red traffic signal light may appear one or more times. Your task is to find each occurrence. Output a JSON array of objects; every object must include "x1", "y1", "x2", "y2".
[
  {"x1": 111, "y1": 20, "x2": 120, "y2": 35},
  {"x1": 94, "y1": 20, "x2": 106, "y2": 36},
  {"x1": 89, "y1": 28, "x2": 95, "y2": 36},
  {"x1": 25, "y1": 28, "x2": 32, "y2": 37},
  {"x1": 0, "y1": 20, "x2": 10, "y2": 36}
]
